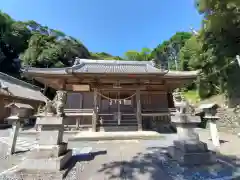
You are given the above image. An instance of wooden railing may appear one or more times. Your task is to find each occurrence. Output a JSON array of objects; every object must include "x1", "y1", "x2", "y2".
[
  {"x1": 63, "y1": 108, "x2": 177, "y2": 115},
  {"x1": 64, "y1": 109, "x2": 93, "y2": 116},
  {"x1": 63, "y1": 108, "x2": 177, "y2": 118},
  {"x1": 142, "y1": 108, "x2": 176, "y2": 116}
]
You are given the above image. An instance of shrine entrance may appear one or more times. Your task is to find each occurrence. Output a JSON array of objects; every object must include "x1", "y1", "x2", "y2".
[{"x1": 97, "y1": 91, "x2": 138, "y2": 129}]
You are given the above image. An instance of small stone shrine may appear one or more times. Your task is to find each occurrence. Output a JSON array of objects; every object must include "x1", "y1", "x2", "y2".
[
  {"x1": 19, "y1": 91, "x2": 72, "y2": 179},
  {"x1": 168, "y1": 93, "x2": 216, "y2": 166}
]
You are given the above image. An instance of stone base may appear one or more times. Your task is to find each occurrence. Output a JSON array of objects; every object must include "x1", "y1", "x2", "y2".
[
  {"x1": 168, "y1": 140, "x2": 216, "y2": 166},
  {"x1": 15, "y1": 169, "x2": 67, "y2": 180},
  {"x1": 173, "y1": 140, "x2": 208, "y2": 153},
  {"x1": 21, "y1": 143, "x2": 72, "y2": 171},
  {"x1": 29, "y1": 143, "x2": 68, "y2": 158}
]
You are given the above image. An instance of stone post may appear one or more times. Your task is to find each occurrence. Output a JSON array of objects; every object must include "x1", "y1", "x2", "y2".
[
  {"x1": 9, "y1": 120, "x2": 21, "y2": 154},
  {"x1": 136, "y1": 89, "x2": 142, "y2": 131},
  {"x1": 208, "y1": 117, "x2": 220, "y2": 148},
  {"x1": 168, "y1": 102, "x2": 216, "y2": 166}
]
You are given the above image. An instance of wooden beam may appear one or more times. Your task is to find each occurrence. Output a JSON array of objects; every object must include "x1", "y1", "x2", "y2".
[
  {"x1": 91, "y1": 84, "x2": 166, "y2": 90},
  {"x1": 94, "y1": 84, "x2": 142, "y2": 90},
  {"x1": 140, "y1": 91, "x2": 167, "y2": 94}
]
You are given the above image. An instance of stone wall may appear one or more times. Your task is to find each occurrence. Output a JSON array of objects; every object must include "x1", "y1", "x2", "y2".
[{"x1": 215, "y1": 107, "x2": 240, "y2": 134}]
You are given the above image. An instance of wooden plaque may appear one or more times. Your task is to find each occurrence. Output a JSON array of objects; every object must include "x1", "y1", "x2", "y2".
[{"x1": 72, "y1": 84, "x2": 90, "y2": 92}]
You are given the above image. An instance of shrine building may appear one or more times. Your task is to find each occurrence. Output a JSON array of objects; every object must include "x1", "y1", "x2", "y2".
[{"x1": 23, "y1": 58, "x2": 198, "y2": 132}]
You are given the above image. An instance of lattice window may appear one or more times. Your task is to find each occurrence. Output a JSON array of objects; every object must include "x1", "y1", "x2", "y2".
[{"x1": 65, "y1": 93, "x2": 82, "y2": 109}]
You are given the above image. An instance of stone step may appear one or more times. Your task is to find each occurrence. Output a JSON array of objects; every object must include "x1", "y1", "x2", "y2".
[
  {"x1": 100, "y1": 122, "x2": 138, "y2": 126},
  {"x1": 15, "y1": 169, "x2": 68, "y2": 180},
  {"x1": 68, "y1": 131, "x2": 163, "y2": 143},
  {"x1": 99, "y1": 126, "x2": 138, "y2": 132},
  {"x1": 101, "y1": 120, "x2": 137, "y2": 123},
  {"x1": 21, "y1": 150, "x2": 72, "y2": 171}
]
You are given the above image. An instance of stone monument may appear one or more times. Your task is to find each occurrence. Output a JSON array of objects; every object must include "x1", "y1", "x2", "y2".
[
  {"x1": 168, "y1": 94, "x2": 216, "y2": 166},
  {"x1": 19, "y1": 90, "x2": 72, "y2": 179}
]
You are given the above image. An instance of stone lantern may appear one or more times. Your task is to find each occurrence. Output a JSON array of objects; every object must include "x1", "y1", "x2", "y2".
[
  {"x1": 5, "y1": 102, "x2": 34, "y2": 154},
  {"x1": 168, "y1": 101, "x2": 216, "y2": 165},
  {"x1": 199, "y1": 103, "x2": 220, "y2": 148}
]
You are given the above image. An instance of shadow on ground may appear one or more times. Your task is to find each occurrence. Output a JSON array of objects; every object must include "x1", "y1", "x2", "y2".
[
  {"x1": 63, "y1": 150, "x2": 107, "y2": 178},
  {"x1": 96, "y1": 146, "x2": 240, "y2": 180},
  {"x1": 208, "y1": 138, "x2": 229, "y2": 144}
]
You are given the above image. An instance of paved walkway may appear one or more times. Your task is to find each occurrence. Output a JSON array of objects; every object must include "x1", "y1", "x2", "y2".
[
  {"x1": 67, "y1": 133, "x2": 240, "y2": 180},
  {"x1": 197, "y1": 129, "x2": 240, "y2": 156},
  {"x1": 0, "y1": 137, "x2": 37, "y2": 152}
]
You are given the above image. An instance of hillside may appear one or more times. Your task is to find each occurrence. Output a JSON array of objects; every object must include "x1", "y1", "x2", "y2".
[{"x1": 0, "y1": 11, "x2": 193, "y2": 76}]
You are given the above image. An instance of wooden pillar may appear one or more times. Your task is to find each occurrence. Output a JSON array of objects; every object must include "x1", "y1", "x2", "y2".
[
  {"x1": 136, "y1": 89, "x2": 142, "y2": 131},
  {"x1": 92, "y1": 88, "x2": 98, "y2": 132},
  {"x1": 76, "y1": 118, "x2": 80, "y2": 130},
  {"x1": 76, "y1": 93, "x2": 83, "y2": 130}
]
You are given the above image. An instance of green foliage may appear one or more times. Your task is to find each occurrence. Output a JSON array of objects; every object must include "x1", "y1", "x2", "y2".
[
  {"x1": 152, "y1": 32, "x2": 192, "y2": 70},
  {"x1": 0, "y1": 11, "x2": 92, "y2": 73},
  {"x1": 178, "y1": 0, "x2": 240, "y2": 103},
  {"x1": 124, "y1": 48, "x2": 152, "y2": 61},
  {"x1": 182, "y1": 90, "x2": 200, "y2": 104},
  {"x1": 90, "y1": 52, "x2": 122, "y2": 60},
  {"x1": 179, "y1": 36, "x2": 202, "y2": 71}
]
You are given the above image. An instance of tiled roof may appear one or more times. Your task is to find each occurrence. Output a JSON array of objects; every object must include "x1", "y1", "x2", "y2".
[
  {"x1": 24, "y1": 59, "x2": 167, "y2": 74},
  {"x1": 0, "y1": 72, "x2": 48, "y2": 102},
  {"x1": 23, "y1": 58, "x2": 199, "y2": 78},
  {"x1": 73, "y1": 59, "x2": 165, "y2": 73}
]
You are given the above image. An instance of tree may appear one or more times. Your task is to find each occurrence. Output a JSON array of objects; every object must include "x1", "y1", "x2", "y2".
[
  {"x1": 152, "y1": 32, "x2": 192, "y2": 70},
  {"x1": 179, "y1": 35, "x2": 202, "y2": 71},
  {"x1": 124, "y1": 48, "x2": 152, "y2": 61},
  {"x1": 0, "y1": 11, "x2": 31, "y2": 76},
  {"x1": 20, "y1": 27, "x2": 91, "y2": 67},
  {"x1": 195, "y1": 0, "x2": 240, "y2": 105},
  {"x1": 90, "y1": 52, "x2": 122, "y2": 60}
]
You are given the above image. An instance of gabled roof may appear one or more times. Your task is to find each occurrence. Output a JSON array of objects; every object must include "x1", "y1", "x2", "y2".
[
  {"x1": 0, "y1": 72, "x2": 48, "y2": 102},
  {"x1": 5, "y1": 102, "x2": 34, "y2": 109},
  {"x1": 23, "y1": 58, "x2": 199, "y2": 78}
]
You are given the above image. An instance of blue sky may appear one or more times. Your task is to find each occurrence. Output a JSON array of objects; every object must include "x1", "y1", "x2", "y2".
[{"x1": 1, "y1": 0, "x2": 202, "y2": 56}]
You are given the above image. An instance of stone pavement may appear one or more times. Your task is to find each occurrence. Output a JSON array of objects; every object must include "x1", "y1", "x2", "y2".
[
  {"x1": 0, "y1": 143, "x2": 26, "y2": 176},
  {"x1": 1, "y1": 129, "x2": 240, "y2": 179},
  {"x1": 69, "y1": 133, "x2": 240, "y2": 180},
  {"x1": 0, "y1": 137, "x2": 37, "y2": 152},
  {"x1": 197, "y1": 128, "x2": 240, "y2": 155}
]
